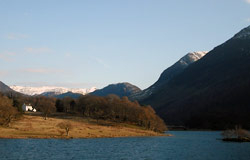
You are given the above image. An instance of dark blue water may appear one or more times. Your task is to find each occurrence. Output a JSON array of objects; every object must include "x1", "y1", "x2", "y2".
[{"x1": 0, "y1": 131, "x2": 250, "y2": 160}]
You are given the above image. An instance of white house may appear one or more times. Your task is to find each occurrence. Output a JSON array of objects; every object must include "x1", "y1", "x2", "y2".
[{"x1": 22, "y1": 104, "x2": 36, "y2": 112}]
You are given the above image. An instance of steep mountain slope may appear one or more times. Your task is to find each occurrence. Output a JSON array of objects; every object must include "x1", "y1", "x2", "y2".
[
  {"x1": 0, "y1": 81, "x2": 15, "y2": 93},
  {"x1": 0, "y1": 81, "x2": 25, "y2": 98},
  {"x1": 0, "y1": 81, "x2": 23, "y2": 97},
  {"x1": 130, "y1": 52, "x2": 208, "y2": 101},
  {"x1": 90, "y1": 82, "x2": 141, "y2": 98},
  {"x1": 141, "y1": 26, "x2": 250, "y2": 129}
]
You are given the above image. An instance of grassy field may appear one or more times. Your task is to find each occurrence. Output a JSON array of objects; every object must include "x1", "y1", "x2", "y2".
[{"x1": 0, "y1": 113, "x2": 167, "y2": 139}]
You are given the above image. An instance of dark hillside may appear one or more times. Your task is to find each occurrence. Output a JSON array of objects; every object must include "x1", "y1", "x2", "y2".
[{"x1": 141, "y1": 26, "x2": 250, "y2": 129}]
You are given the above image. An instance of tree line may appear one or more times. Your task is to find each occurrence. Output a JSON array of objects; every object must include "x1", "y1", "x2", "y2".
[
  {"x1": 0, "y1": 93, "x2": 167, "y2": 133},
  {"x1": 54, "y1": 95, "x2": 167, "y2": 132}
]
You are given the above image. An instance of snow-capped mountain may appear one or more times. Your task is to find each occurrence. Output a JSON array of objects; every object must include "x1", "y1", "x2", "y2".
[
  {"x1": 10, "y1": 85, "x2": 97, "y2": 96},
  {"x1": 129, "y1": 51, "x2": 208, "y2": 101},
  {"x1": 140, "y1": 25, "x2": 250, "y2": 129}
]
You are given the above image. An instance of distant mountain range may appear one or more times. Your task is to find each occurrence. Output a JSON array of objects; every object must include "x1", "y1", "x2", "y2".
[
  {"x1": 8, "y1": 83, "x2": 142, "y2": 99},
  {"x1": 140, "y1": 25, "x2": 250, "y2": 129},
  {"x1": 10, "y1": 85, "x2": 96, "y2": 96},
  {"x1": 90, "y1": 82, "x2": 141, "y2": 98},
  {"x1": 129, "y1": 51, "x2": 208, "y2": 101},
  {"x1": 6, "y1": 82, "x2": 142, "y2": 99}
]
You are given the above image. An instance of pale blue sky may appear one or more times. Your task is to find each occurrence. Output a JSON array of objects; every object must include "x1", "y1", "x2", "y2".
[{"x1": 0, "y1": 0, "x2": 250, "y2": 89}]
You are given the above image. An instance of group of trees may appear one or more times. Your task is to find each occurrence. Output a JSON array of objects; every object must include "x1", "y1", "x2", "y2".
[
  {"x1": 55, "y1": 97, "x2": 76, "y2": 113},
  {"x1": 55, "y1": 95, "x2": 167, "y2": 132},
  {"x1": 76, "y1": 95, "x2": 167, "y2": 132},
  {"x1": 0, "y1": 91, "x2": 167, "y2": 133},
  {"x1": 33, "y1": 97, "x2": 56, "y2": 120},
  {"x1": 0, "y1": 93, "x2": 57, "y2": 121},
  {"x1": 0, "y1": 94, "x2": 19, "y2": 127}
]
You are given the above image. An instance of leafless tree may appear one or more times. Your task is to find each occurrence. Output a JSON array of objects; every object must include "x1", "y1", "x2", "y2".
[
  {"x1": 0, "y1": 95, "x2": 19, "y2": 127},
  {"x1": 36, "y1": 97, "x2": 56, "y2": 120},
  {"x1": 222, "y1": 125, "x2": 250, "y2": 139},
  {"x1": 57, "y1": 121, "x2": 73, "y2": 136}
]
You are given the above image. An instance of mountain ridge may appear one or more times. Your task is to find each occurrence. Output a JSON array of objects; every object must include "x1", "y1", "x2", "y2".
[
  {"x1": 0, "y1": 81, "x2": 19, "y2": 95},
  {"x1": 130, "y1": 51, "x2": 208, "y2": 101},
  {"x1": 91, "y1": 82, "x2": 141, "y2": 98},
  {"x1": 141, "y1": 25, "x2": 250, "y2": 129}
]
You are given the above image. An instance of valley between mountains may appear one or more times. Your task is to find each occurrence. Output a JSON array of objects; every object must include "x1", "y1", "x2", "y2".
[{"x1": 1, "y1": 25, "x2": 250, "y2": 137}]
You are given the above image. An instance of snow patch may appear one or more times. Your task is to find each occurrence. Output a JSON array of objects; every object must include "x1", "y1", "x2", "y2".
[
  {"x1": 181, "y1": 51, "x2": 208, "y2": 63},
  {"x1": 10, "y1": 85, "x2": 97, "y2": 96}
]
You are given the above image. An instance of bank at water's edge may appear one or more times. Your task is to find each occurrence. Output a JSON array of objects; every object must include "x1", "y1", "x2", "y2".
[{"x1": 0, "y1": 114, "x2": 169, "y2": 139}]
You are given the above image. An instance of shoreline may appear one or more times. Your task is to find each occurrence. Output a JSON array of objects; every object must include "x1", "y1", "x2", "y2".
[
  {"x1": 0, "y1": 132, "x2": 170, "y2": 139},
  {"x1": 0, "y1": 114, "x2": 169, "y2": 139},
  {"x1": 0, "y1": 134, "x2": 170, "y2": 140}
]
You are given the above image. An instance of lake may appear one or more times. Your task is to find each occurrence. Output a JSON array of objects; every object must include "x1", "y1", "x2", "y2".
[{"x1": 0, "y1": 131, "x2": 250, "y2": 160}]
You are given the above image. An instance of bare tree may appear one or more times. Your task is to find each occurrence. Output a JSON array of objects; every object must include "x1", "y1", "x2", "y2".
[
  {"x1": 222, "y1": 126, "x2": 250, "y2": 140},
  {"x1": 235, "y1": 126, "x2": 250, "y2": 139},
  {"x1": 221, "y1": 129, "x2": 236, "y2": 139},
  {"x1": 0, "y1": 96, "x2": 18, "y2": 127},
  {"x1": 57, "y1": 121, "x2": 73, "y2": 136},
  {"x1": 36, "y1": 97, "x2": 56, "y2": 120}
]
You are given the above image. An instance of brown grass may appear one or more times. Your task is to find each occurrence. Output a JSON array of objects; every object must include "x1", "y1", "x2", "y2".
[{"x1": 0, "y1": 113, "x2": 167, "y2": 139}]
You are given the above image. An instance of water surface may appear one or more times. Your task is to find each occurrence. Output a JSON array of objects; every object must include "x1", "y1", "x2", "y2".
[{"x1": 0, "y1": 131, "x2": 250, "y2": 160}]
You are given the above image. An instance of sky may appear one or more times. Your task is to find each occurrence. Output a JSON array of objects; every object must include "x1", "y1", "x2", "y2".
[{"x1": 0, "y1": 0, "x2": 250, "y2": 90}]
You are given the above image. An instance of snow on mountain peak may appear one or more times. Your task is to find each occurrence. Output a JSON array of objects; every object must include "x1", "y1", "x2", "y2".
[
  {"x1": 10, "y1": 85, "x2": 97, "y2": 96},
  {"x1": 188, "y1": 51, "x2": 208, "y2": 60},
  {"x1": 180, "y1": 51, "x2": 208, "y2": 65},
  {"x1": 233, "y1": 25, "x2": 250, "y2": 39}
]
